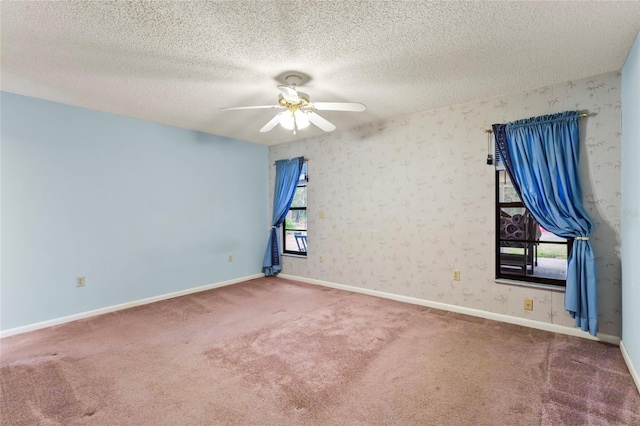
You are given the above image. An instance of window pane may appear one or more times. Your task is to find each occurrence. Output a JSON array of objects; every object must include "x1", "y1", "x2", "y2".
[
  {"x1": 290, "y1": 186, "x2": 307, "y2": 208},
  {"x1": 284, "y1": 174, "x2": 307, "y2": 254},
  {"x1": 538, "y1": 225, "x2": 567, "y2": 243},
  {"x1": 284, "y1": 230, "x2": 307, "y2": 254},
  {"x1": 497, "y1": 170, "x2": 520, "y2": 203},
  {"x1": 499, "y1": 242, "x2": 567, "y2": 281},
  {"x1": 499, "y1": 206, "x2": 529, "y2": 243},
  {"x1": 498, "y1": 207, "x2": 568, "y2": 282},
  {"x1": 285, "y1": 209, "x2": 307, "y2": 230}
]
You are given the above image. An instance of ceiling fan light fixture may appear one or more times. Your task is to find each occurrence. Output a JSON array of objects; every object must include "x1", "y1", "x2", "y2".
[
  {"x1": 278, "y1": 110, "x2": 310, "y2": 130},
  {"x1": 294, "y1": 110, "x2": 310, "y2": 129},
  {"x1": 277, "y1": 112, "x2": 294, "y2": 130}
]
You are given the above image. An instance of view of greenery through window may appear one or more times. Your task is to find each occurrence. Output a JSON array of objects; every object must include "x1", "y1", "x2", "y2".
[{"x1": 283, "y1": 165, "x2": 307, "y2": 255}]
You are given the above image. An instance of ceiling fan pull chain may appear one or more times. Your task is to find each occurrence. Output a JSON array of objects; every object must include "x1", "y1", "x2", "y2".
[{"x1": 293, "y1": 110, "x2": 298, "y2": 135}]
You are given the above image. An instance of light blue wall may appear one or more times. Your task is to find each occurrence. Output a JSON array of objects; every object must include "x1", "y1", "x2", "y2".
[
  {"x1": 1, "y1": 92, "x2": 269, "y2": 331},
  {"x1": 622, "y1": 30, "x2": 640, "y2": 377}
]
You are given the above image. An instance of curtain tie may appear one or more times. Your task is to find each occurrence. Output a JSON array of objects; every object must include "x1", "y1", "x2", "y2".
[{"x1": 575, "y1": 236, "x2": 589, "y2": 241}]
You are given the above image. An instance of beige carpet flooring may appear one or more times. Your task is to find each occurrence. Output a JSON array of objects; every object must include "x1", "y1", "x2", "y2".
[{"x1": 1, "y1": 277, "x2": 639, "y2": 425}]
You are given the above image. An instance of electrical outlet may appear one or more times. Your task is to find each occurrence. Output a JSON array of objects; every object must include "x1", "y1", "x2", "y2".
[
  {"x1": 319, "y1": 256, "x2": 324, "y2": 263},
  {"x1": 319, "y1": 210, "x2": 325, "y2": 219},
  {"x1": 453, "y1": 270, "x2": 460, "y2": 281},
  {"x1": 76, "y1": 276, "x2": 85, "y2": 287},
  {"x1": 228, "y1": 255, "x2": 233, "y2": 262},
  {"x1": 524, "y1": 298, "x2": 534, "y2": 311}
]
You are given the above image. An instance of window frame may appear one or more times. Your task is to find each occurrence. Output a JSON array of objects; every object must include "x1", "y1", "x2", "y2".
[
  {"x1": 495, "y1": 170, "x2": 572, "y2": 287},
  {"x1": 282, "y1": 164, "x2": 308, "y2": 256}
]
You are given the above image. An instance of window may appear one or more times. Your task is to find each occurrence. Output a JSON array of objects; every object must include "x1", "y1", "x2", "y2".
[
  {"x1": 496, "y1": 169, "x2": 571, "y2": 286},
  {"x1": 283, "y1": 162, "x2": 307, "y2": 256}
]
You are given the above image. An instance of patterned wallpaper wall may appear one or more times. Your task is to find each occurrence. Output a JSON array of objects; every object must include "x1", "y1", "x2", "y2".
[{"x1": 269, "y1": 71, "x2": 622, "y2": 337}]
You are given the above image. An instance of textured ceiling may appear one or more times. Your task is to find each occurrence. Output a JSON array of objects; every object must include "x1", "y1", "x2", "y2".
[{"x1": 2, "y1": 1, "x2": 640, "y2": 146}]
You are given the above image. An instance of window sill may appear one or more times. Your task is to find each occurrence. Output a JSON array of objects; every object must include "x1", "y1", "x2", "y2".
[
  {"x1": 282, "y1": 253, "x2": 307, "y2": 259},
  {"x1": 495, "y1": 278, "x2": 565, "y2": 293}
]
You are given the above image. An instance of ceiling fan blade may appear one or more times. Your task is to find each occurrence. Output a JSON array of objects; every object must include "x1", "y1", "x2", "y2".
[
  {"x1": 259, "y1": 114, "x2": 281, "y2": 133},
  {"x1": 277, "y1": 85, "x2": 299, "y2": 102},
  {"x1": 307, "y1": 112, "x2": 336, "y2": 132},
  {"x1": 310, "y1": 102, "x2": 366, "y2": 112},
  {"x1": 220, "y1": 105, "x2": 282, "y2": 111}
]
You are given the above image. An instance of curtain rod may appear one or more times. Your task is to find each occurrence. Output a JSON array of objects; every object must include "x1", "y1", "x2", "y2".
[
  {"x1": 273, "y1": 157, "x2": 309, "y2": 165},
  {"x1": 483, "y1": 112, "x2": 589, "y2": 134}
]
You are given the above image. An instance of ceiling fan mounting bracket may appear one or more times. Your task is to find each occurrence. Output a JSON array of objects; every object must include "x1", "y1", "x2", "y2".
[
  {"x1": 274, "y1": 71, "x2": 311, "y2": 87},
  {"x1": 285, "y1": 74, "x2": 303, "y2": 87}
]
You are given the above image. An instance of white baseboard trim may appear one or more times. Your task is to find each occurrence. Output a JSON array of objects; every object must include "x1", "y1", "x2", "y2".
[
  {"x1": 621, "y1": 341, "x2": 640, "y2": 394},
  {"x1": 279, "y1": 274, "x2": 620, "y2": 346},
  {"x1": 0, "y1": 273, "x2": 264, "y2": 339}
]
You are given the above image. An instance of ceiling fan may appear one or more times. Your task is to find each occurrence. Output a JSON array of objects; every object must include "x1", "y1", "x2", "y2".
[{"x1": 220, "y1": 74, "x2": 366, "y2": 135}]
